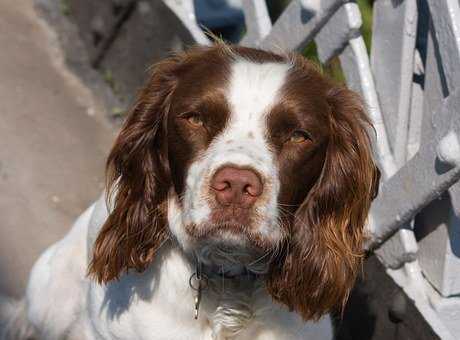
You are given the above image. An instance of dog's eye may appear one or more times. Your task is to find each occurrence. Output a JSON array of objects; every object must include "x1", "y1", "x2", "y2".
[
  {"x1": 288, "y1": 130, "x2": 312, "y2": 144},
  {"x1": 181, "y1": 112, "x2": 204, "y2": 127},
  {"x1": 188, "y1": 114, "x2": 203, "y2": 127}
]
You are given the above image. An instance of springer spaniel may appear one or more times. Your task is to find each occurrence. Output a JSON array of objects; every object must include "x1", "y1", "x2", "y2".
[{"x1": 1, "y1": 44, "x2": 380, "y2": 340}]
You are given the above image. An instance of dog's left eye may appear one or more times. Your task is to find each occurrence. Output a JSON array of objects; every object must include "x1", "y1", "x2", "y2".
[{"x1": 288, "y1": 130, "x2": 312, "y2": 144}]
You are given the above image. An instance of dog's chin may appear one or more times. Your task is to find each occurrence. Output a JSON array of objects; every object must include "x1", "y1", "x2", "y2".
[
  {"x1": 182, "y1": 219, "x2": 281, "y2": 279},
  {"x1": 185, "y1": 221, "x2": 278, "y2": 250}
]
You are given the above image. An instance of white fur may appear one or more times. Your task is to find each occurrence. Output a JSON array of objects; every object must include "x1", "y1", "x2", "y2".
[{"x1": 0, "y1": 296, "x2": 35, "y2": 339}]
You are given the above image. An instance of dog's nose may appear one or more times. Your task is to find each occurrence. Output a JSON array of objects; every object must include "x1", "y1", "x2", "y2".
[{"x1": 211, "y1": 167, "x2": 263, "y2": 207}]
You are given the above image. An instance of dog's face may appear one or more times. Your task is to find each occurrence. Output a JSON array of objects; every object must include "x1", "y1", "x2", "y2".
[
  {"x1": 167, "y1": 52, "x2": 329, "y2": 253},
  {"x1": 89, "y1": 45, "x2": 380, "y2": 320}
]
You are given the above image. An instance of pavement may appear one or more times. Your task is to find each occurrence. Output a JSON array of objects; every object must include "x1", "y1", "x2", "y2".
[{"x1": 0, "y1": 0, "x2": 116, "y2": 297}]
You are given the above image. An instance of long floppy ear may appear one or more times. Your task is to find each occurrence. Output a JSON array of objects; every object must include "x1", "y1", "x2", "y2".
[
  {"x1": 88, "y1": 56, "x2": 181, "y2": 283},
  {"x1": 267, "y1": 87, "x2": 380, "y2": 320}
]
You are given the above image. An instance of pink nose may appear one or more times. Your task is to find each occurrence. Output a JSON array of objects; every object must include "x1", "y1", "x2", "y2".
[{"x1": 211, "y1": 167, "x2": 263, "y2": 207}]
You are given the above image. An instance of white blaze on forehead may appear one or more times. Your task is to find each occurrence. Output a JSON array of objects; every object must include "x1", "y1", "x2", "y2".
[
  {"x1": 202, "y1": 59, "x2": 290, "y2": 177},
  {"x1": 227, "y1": 60, "x2": 291, "y2": 131}
]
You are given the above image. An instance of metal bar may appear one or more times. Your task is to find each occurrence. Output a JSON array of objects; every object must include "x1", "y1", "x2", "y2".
[
  {"x1": 374, "y1": 228, "x2": 418, "y2": 269},
  {"x1": 259, "y1": 0, "x2": 347, "y2": 52},
  {"x1": 414, "y1": 0, "x2": 460, "y2": 302},
  {"x1": 162, "y1": 0, "x2": 210, "y2": 45},
  {"x1": 339, "y1": 36, "x2": 398, "y2": 179},
  {"x1": 315, "y1": 2, "x2": 361, "y2": 64},
  {"x1": 239, "y1": 0, "x2": 272, "y2": 47},
  {"x1": 406, "y1": 50, "x2": 424, "y2": 160},
  {"x1": 371, "y1": 0, "x2": 418, "y2": 167},
  {"x1": 369, "y1": 1, "x2": 419, "y2": 277},
  {"x1": 369, "y1": 89, "x2": 460, "y2": 249},
  {"x1": 426, "y1": 0, "x2": 460, "y2": 91}
]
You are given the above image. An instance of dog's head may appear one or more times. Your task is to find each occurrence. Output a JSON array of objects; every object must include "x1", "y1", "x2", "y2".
[{"x1": 89, "y1": 45, "x2": 380, "y2": 320}]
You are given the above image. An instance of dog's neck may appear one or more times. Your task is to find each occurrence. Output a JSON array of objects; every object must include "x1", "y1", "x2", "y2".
[
  {"x1": 195, "y1": 267, "x2": 266, "y2": 339},
  {"x1": 175, "y1": 242, "x2": 271, "y2": 339}
]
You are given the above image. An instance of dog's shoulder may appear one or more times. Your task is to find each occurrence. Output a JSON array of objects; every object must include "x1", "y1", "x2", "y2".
[{"x1": 26, "y1": 201, "x2": 97, "y2": 337}]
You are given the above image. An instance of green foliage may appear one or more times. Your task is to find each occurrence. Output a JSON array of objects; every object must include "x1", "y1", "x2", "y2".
[
  {"x1": 111, "y1": 107, "x2": 126, "y2": 117},
  {"x1": 103, "y1": 69, "x2": 119, "y2": 94},
  {"x1": 303, "y1": 42, "x2": 346, "y2": 84},
  {"x1": 59, "y1": 0, "x2": 71, "y2": 16},
  {"x1": 358, "y1": 0, "x2": 373, "y2": 53}
]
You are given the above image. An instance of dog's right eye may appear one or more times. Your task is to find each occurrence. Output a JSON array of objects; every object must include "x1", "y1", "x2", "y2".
[
  {"x1": 180, "y1": 112, "x2": 204, "y2": 128},
  {"x1": 187, "y1": 114, "x2": 204, "y2": 127}
]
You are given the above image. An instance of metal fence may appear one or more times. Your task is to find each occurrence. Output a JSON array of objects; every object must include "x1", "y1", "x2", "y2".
[{"x1": 162, "y1": 0, "x2": 460, "y2": 338}]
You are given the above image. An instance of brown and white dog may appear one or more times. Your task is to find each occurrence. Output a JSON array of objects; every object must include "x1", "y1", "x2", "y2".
[{"x1": 1, "y1": 44, "x2": 379, "y2": 340}]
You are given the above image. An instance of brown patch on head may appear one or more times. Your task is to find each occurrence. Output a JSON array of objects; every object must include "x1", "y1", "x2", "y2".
[
  {"x1": 166, "y1": 47, "x2": 233, "y2": 196},
  {"x1": 265, "y1": 54, "x2": 380, "y2": 320},
  {"x1": 266, "y1": 59, "x2": 331, "y2": 209}
]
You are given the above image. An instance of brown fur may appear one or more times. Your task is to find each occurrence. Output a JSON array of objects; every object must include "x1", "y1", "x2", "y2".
[{"x1": 87, "y1": 55, "x2": 179, "y2": 283}]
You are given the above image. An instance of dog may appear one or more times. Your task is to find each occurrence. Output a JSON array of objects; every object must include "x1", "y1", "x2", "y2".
[{"x1": 0, "y1": 44, "x2": 380, "y2": 340}]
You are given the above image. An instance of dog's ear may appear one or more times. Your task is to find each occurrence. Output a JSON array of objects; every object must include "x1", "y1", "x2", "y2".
[
  {"x1": 88, "y1": 56, "x2": 182, "y2": 283},
  {"x1": 267, "y1": 87, "x2": 380, "y2": 320}
]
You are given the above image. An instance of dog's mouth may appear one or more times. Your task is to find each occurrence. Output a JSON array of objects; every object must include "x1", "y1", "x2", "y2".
[
  {"x1": 185, "y1": 220, "x2": 278, "y2": 252},
  {"x1": 209, "y1": 206, "x2": 254, "y2": 227}
]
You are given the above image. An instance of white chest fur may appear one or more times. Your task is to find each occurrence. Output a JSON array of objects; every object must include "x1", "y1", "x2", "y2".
[{"x1": 86, "y1": 245, "x2": 331, "y2": 340}]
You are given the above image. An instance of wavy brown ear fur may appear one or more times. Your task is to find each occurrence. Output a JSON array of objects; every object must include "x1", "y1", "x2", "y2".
[
  {"x1": 88, "y1": 56, "x2": 182, "y2": 284},
  {"x1": 267, "y1": 87, "x2": 380, "y2": 320}
]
